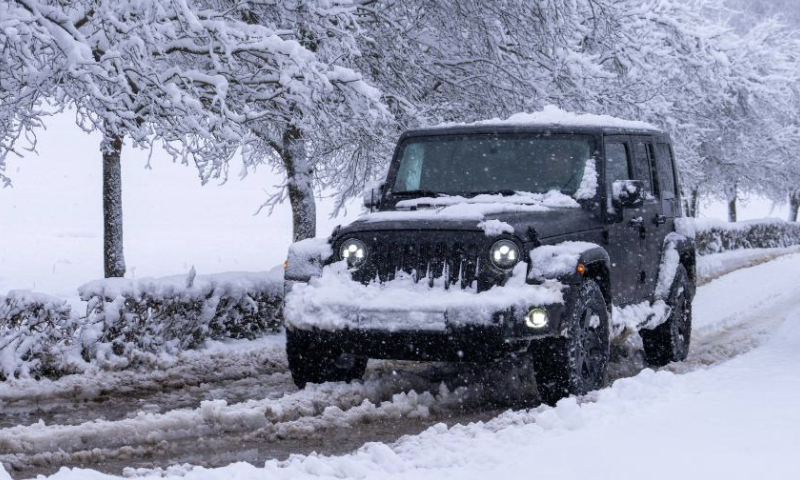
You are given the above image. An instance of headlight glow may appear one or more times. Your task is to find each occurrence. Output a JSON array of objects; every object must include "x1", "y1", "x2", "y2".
[
  {"x1": 340, "y1": 238, "x2": 368, "y2": 268},
  {"x1": 489, "y1": 239, "x2": 520, "y2": 270},
  {"x1": 525, "y1": 308, "x2": 549, "y2": 329}
]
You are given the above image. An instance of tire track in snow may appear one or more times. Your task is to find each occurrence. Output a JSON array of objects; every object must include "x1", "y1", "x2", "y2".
[{"x1": 0, "y1": 337, "x2": 288, "y2": 429}]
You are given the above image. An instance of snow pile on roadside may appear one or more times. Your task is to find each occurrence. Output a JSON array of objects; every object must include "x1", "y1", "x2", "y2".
[
  {"x1": 361, "y1": 191, "x2": 579, "y2": 223},
  {"x1": 0, "y1": 369, "x2": 467, "y2": 464},
  {"x1": 285, "y1": 262, "x2": 564, "y2": 331},
  {"x1": 437, "y1": 105, "x2": 659, "y2": 131},
  {"x1": 0, "y1": 334, "x2": 287, "y2": 408},
  {"x1": 528, "y1": 241, "x2": 598, "y2": 280},
  {"x1": 77, "y1": 268, "x2": 284, "y2": 363},
  {"x1": 0, "y1": 291, "x2": 81, "y2": 380},
  {"x1": 696, "y1": 246, "x2": 800, "y2": 283}
]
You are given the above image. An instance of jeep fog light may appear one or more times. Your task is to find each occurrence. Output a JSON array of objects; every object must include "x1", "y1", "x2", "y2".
[{"x1": 525, "y1": 308, "x2": 549, "y2": 329}]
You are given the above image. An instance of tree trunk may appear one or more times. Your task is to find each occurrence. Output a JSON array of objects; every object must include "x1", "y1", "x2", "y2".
[
  {"x1": 281, "y1": 125, "x2": 316, "y2": 242},
  {"x1": 684, "y1": 188, "x2": 700, "y2": 217},
  {"x1": 790, "y1": 190, "x2": 800, "y2": 222},
  {"x1": 725, "y1": 183, "x2": 737, "y2": 223},
  {"x1": 102, "y1": 133, "x2": 126, "y2": 278},
  {"x1": 690, "y1": 188, "x2": 700, "y2": 218}
]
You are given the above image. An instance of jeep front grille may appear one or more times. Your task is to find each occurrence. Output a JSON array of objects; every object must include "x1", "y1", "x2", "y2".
[{"x1": 352, "y1": 236, "x2": 485, "y2": 290}]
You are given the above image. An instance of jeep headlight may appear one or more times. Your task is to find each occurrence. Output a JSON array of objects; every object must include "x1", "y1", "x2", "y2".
[
  {"x1": 489, "y1": 239, "x2": 520, "y2": 270},
  {"x1": 340, "y1": 238, "x2": 368, "y2": 268}
]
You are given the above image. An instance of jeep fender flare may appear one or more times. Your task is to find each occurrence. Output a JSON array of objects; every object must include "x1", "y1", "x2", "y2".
[
  {"x1": 574, "y1": 246, "x2": 612, "y2": 307},
  {"x1": 656, "y1": 233, "x2": 696, "y2": 301},
  {"x1": 528, "y1": 242, "x2": 612, "y2": 306}
]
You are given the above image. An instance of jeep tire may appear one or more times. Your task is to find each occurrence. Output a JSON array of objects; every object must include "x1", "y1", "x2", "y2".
[
  {"x1": 641, "y1": 264, "x2": 692, "y2": 367},
  {"x1": 530, "y1": 279, "x2": 610, "y2": 405},
  {"x1": 286, "y1": 329, "x2": 368, "y2": 388}
]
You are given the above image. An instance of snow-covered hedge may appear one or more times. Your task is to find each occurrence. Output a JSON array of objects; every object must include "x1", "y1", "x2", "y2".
[
  {"x1": 0, "y1": 291, "x2": 81, "y2": 380},
  {"x1": 78, "y1": 268, "x2": 284, "y2": 358},
  {"x1": 687, "y1": 218, "x2": 800, "y2": 256},
  {"x1": 0, "y1": 269, "x2": 285, "y2": 379}
]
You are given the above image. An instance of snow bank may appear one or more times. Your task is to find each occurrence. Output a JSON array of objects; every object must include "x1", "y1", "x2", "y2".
[
  {"x1": 285, "y1": 262, "x2": 563, "y2": 331},
  {"x1": 437, "y1": 105, "x2": 659, "y2": 131},
  {"x1": 696, "y1": 246, "x2": 800, "y2": 283},
  {"x1": 78, "y1": 268, "x2": 284, "y2": 361},
  {"x1": 686, "y1": 217, "x2": 800, "y2": 255}
]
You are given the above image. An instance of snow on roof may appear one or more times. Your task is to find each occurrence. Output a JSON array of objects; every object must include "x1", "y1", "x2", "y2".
[{"x1": 436, "y1": 105, "x2": 659, "y2": 131}]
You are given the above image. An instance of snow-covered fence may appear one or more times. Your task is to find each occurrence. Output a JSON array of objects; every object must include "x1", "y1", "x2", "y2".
[
  {"x1": 0, "y1": 291, "x2": 80, "y2": 380},
  {"x1": 78, "y1": 269, "x2": 284, "y2": 358},
  {"x1": 688, "y1": 218, "x2": 800, "y2": 256}
]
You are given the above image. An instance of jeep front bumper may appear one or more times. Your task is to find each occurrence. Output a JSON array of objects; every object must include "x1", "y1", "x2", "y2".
[{"x1": 284, "y1": 264, "x2": 569, "y2": 361}]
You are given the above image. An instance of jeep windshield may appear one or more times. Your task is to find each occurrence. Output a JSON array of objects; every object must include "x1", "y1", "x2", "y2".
[{"x1": 392, "y1": 133, "x2": 595, "y2": 197}]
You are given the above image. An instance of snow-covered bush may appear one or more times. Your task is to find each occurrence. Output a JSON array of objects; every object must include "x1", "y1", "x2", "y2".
[
  {"x1": 689, "y1": 219, "x2": 800, "y2": 255},
  {"x1": 78, "y1": 269, "x2": 284, "y2": 359},
  {"x1": 0, "y1": 291, "x2": 80, "y2": 380},
  {"x1": 0, "y1": 270, "x2": 286, "y2": 379}
]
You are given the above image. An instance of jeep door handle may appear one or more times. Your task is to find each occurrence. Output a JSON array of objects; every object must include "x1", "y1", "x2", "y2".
[{"x1": 653, "y1": 214, "x2": 668, "y2": 226}]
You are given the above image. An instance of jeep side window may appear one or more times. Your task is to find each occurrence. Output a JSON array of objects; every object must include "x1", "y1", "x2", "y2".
[
  {"x1": 604, "y1": 142, "x2": 631, "y2": 209},
  {"x1": 633, "y1": 141, "x2": 656, "y2": 197},
  {"x1": 655, "y1": 143, "x2": 677, "y2": 200}
]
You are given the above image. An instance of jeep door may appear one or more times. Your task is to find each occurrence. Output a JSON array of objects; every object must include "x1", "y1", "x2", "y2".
[
  {"x1": 603, "y1": 135, "x2": 646, "y2": 305},
  {"x1": 631, "y1": 136, "x2": 672, "y2": 299}
]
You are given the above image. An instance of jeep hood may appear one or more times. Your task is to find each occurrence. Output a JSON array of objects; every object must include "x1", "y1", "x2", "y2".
[{"x1": 338, "y1": 192, "x2": 600, "y2": 240}]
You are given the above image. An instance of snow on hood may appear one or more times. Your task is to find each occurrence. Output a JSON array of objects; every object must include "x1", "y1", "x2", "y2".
[
  {"x1": 436, "y1": 105, "x2": 659, "y2": 131},
  {"x1": 359, "y1": 191, "x2": 579, "y2": 224}
]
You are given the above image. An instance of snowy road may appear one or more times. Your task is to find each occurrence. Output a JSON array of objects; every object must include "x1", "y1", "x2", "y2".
[{"x1": 2, "y1": 251, "x2": 800, "y2": 479}]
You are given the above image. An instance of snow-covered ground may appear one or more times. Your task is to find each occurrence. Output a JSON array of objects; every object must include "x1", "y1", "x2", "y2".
[
  {"x1": 2, "y1": 111, "x2": 800, "y2": 480},
  {"x1": 2, "y1": 251, "x2": 800, "y2": 479}
]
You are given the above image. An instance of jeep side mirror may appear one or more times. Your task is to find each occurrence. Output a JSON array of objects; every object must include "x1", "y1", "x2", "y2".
[
  {"x1": 362, "y1": 181, "x2": 385, "y2": 211},
  {"x1": 612, "y1": 180, "x2": 645, "y2": 209}
]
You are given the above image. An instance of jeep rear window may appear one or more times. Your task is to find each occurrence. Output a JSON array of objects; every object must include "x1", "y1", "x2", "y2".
[{"x1": 392, "y1": 134, "x2": 595, "y2": 196}]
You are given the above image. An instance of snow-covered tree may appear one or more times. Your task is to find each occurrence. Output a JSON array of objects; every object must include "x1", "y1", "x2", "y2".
[{"x1": 0, "y1": 0, "x2": 396, "y2": 262}]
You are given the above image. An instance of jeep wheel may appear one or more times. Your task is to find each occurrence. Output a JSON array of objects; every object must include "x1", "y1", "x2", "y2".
[
  {"x1": 641, "y1": 264, "x2": 692, "y2": 367},
  {"x1": 286, "y1": 329, "x2": 368, "y2": 389},
  {"x1": 530, "y1": 279, "x2": 610, "y2": 405}
]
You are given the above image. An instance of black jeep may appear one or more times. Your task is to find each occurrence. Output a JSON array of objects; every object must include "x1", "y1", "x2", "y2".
[{"x1": 284, "y1": 116, "x2": 696, "y2": 404}]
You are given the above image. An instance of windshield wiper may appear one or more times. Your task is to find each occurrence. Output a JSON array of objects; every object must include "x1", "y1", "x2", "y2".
[
  {"x1": 392, "y1": 189, "x2": 443, "y2": 198},
  {"x1": 468, "y1": 189, "x2": 519, "y2": 197}
]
